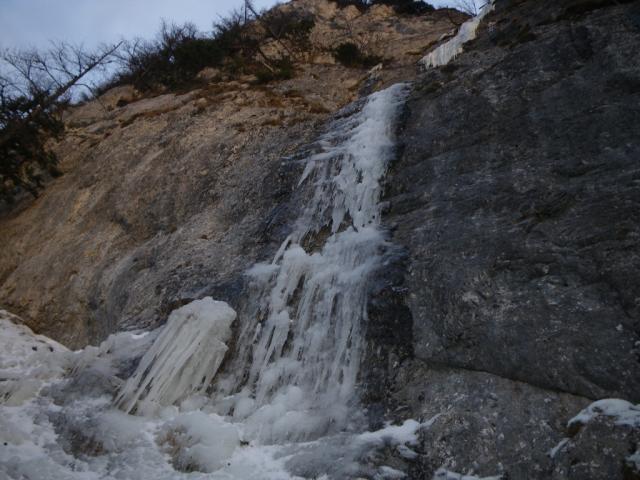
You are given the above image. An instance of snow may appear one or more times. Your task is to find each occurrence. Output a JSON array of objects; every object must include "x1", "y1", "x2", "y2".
[
  {"x1": 0, "y1": 310, "x2": 70, "y2": 406},
  {"x1": 568, "y1": 398, "x2": 640, "y2": 429},
  {"x1": 627, "y1": 451, "x2": 640, "y2": 471},
  {"x1": 0, "y1": 306, "x2": 431, "y2": 479},
  {"x1": 548, "y1": 438, "x2": 570, "y2": 458},
  {"x1": 433, "y1": 469, "x2": 503, "y2": 480},
  {"x1": 420, "y1": 1, "x2": 495, "y2": 69},
  {"x1": 0, "y1": 400, "x2": 94, "y2": 480},
  {"x1": 0, "y1": 311, "x2": 82, "y2": 480},
  {"x1": 377, "y1": 465, "x2": 407, "y2": 479},
  {"x1": 158, "y1": 411, "x2": 240, "y2": 473},
  {"x1": 356, "y1": 418, "x2": 425, "y2": 447},
  {"x1": 116, "y1": 297, "x2": 236, "y2": 414},
  {"x1": 70, "y1": 327, "x2": 158, "y2": 384}
]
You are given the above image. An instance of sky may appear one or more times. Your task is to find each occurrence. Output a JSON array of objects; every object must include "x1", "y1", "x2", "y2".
[
  {"x1": 0, "y1": 0, "x2": 461, "y2": 50},
  {"x1": 0, "y1": 0, "x2": 279, "y2": 50}
]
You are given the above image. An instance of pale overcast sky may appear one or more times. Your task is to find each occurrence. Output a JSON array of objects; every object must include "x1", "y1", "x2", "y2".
[{"x1": 0, "y1": 0, "x2": 461, "y2": 50}]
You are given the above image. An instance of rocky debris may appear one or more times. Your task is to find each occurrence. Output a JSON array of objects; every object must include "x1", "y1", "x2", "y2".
[
  {"x1": 62, "y1": 85, "x2": 140, "y2": 128},
  {"x1": 196, "y1": 67, "x2": 222, "y2": 82}
]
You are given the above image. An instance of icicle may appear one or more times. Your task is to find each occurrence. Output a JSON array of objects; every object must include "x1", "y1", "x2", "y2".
[
  {"x1": 116, "y1": 297, "x2": 236, "y2": 414},
  {"x1": 420, "y1": 1, "x2": 495, "y2": 69}
]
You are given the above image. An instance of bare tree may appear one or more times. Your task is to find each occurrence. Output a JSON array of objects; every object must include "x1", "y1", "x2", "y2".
[
  {"x1": 0, "y1": 42, "x2": 120, "y2": 203},
  {"x1": 452, "y1": 0, "x2": 478, "y2": 15},
  {"x1": 1, "y1": 42, "x2": 120, "y2": 109},
  {"x1": 452, "y1": 0, "x2": 491, "y2": 16}
]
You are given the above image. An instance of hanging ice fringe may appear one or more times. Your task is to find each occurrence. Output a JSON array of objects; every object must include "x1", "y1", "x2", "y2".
[
  {"x1": 116, "y1": 297, "x2": 236, "y2": 414},
  {"x1": 420, "y1": 1, "x2": 495, "y2": 69}
]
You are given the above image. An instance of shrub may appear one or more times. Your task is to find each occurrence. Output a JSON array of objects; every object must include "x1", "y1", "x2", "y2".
[
  {"x1": 376, "y1": 0, "x2": 435, "y2": 14},
  {"x1": 328, "y1": 0, "x2": 435, "y2": 15},
  {"x1": 333, "y1": 42, "x2": 382, "y2": 68},
  {"x1": 173, "y1": 38, "x2": 227, "y2": 76},
  {"x1": 102, "y1": 8, "x2": 315, "y2": 93},
  {"x1": 212, "y1": 10, "x2": 260, "y2": 59},
  {"x1": 255, "y1": 58, "x2": 295, "y2": 84},
  {"x1": 0, "y1": 94, "x2": 63, "y2": 202},
  {"x1": 261, "y1": 9, "x2": 315, "y2": 45},
  {"x1": 104, "y1": 21, "x2": 233, "y2": 92},
  {"x1": 330, "y1": 0, "x2": 370, "y2": 11}
]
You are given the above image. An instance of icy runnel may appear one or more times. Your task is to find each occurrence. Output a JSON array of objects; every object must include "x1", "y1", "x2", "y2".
[{"x1": 420, "y1": 1, "x2": 495, "y2": 69}]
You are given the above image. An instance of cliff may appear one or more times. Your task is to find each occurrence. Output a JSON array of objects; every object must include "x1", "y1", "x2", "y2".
[
  {"x1": 370, "y1": 0, "x2": 640, "y2": 477},
  {"x1": 1, "y1": 0, "x2": 639, "y2": 479}
]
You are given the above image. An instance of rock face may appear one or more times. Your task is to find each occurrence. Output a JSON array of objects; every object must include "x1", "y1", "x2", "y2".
[
  {"x1": 370, "y1": 0, "x2": 640, "y2": 478},
  {"x1": 0, "y1": 84, "x2": 317, "y2": 347},
  {"x1": 0, "y1": 1, "x2": 455, "y2": 349}
]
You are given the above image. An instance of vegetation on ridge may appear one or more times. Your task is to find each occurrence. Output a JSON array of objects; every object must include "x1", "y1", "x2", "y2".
[
  {"x1": 329, "y1": 0, "x2": 436, "y2": 15},
  {"x1": 0, "y1": 3, "x2": 315, "y2": 203},
  {"x1": 101, "y1": 6, "x2": 315, "y2": 93},
  {"x1": 0, "y1": 0, "x2": 455, "y2": 204}
]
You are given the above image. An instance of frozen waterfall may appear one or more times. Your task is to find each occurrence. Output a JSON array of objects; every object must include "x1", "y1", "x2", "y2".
[
  {"x1": 213, "y1": 82, "x2": 409, "y2": 444},
  {"x1": 0, "y1": 84, "x2": 416, "y2": 480},
  {"x1": 420, "y1": 1, "x2": 495, "y2": 69}
]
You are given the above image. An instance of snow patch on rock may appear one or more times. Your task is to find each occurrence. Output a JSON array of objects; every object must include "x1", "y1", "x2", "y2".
[
  {"x1": 356, "y1": 418, "x2": 427, "y2": 447},
  {"x1": 433, "y1": 468, "x2": 503, "y2": 480},
  {"x1": 626, "y1": 450, "x2": 640, "y2": 472},
  {"x1": 568, "y1": 398, "x2": 640, "y2": 431}
]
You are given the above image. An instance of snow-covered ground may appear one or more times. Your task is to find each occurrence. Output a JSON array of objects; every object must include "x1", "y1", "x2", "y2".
[{"x1": 0, "y1": 305, "x2": 435, "y2": 479}]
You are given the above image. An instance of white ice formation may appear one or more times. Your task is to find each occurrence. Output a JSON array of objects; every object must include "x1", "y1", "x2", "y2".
[
  {"x1": 212, "y1": 83, "x2": 409, "y2": 444},
  {"x1": 420, "y1": 1, "x2": 495, "y2": 69},
  {"x1": 116, "y1": 297, "x2": 236, "y2": 414}
]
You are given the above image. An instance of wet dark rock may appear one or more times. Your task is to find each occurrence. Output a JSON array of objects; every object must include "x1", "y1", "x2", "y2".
[{"x1": 370, "y1": 0, "x2": 640, "y2": 478}]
